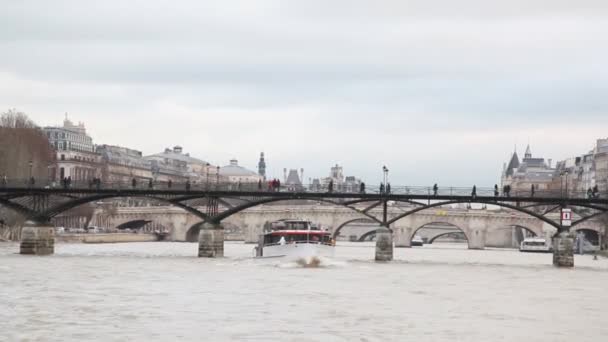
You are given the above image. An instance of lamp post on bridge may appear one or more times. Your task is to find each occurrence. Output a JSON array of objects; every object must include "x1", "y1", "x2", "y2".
[
  {"x1": 216, "y1": 165, "x2": 220, "y2": 188},
  {"x1": 205, "y1": 163, "x2": 210, "y2": 189},
  {"x1": 382, "y1": 165, "x2": 388, "y2": 194},
  {"x1": 376, "y1": 164, "x2": 393, "y2": 261}
]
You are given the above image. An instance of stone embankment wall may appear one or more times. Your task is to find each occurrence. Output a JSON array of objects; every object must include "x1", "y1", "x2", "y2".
[
  {"x1": 56, "y1": 233, "x2": 159, "y2": 243},
  {"x1": 0, "y1": 226, "x2": 22, "y2": 242}
]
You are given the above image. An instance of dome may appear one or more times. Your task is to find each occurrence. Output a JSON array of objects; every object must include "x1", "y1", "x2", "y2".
[{"x1": 219, "y1": 159, "x2": 258, "y2": 176}]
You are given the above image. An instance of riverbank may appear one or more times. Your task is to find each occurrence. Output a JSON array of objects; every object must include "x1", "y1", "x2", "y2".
[{"x1": 57, "y1": 233, "x2": 159, "y2": 244}]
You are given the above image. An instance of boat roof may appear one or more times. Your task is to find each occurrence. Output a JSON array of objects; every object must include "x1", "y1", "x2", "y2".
[
  {"x1": 266, "y1": 230, "x2": 330, "y2": 235},
  {"x1": 523, "y1": 237, "x2": 547, "y2": 241}
]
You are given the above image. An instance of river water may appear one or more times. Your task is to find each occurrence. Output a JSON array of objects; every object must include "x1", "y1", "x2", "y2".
[{"x1": 1, "y1": 241, "x2": 607, "y2": 342}]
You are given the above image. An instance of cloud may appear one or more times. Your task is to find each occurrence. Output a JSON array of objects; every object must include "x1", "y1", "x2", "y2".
[{"x1": 0, "y1": 0, "x2": 607, "y2": 186}]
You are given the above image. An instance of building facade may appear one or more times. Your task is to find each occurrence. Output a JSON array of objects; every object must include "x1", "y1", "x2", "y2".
[{"x1": 43, "y1": 115, "x2": 99, "y2": 182}]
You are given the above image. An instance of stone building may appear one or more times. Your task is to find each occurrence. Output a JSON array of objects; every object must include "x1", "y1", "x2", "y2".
[
  {"x1": 311, "y1": 164, "x2": 361, "y2": 192},
  {"x1": 96, "y1": 144, "x2": 152, "y2": 184},
  {"x1": 554, "y1": 138, "x2": 608, "y2": 195},
  {"x1": 143, "y1": 146, "x2": 218, "y2": 184},
  {"x1": 501, "y1": 145, "x2": 556, "y2": 193},
  {"x1": 43, "y1": 115, "x2": 99, "y2": 182}
]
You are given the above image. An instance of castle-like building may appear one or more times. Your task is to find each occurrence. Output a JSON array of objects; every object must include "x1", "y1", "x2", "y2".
[
  {"x1": 501, "y1": 139, "x2": 608, "y2": 195},
  {"x1": 501, "y1": 144, "x2": 556, "y2": 192}
]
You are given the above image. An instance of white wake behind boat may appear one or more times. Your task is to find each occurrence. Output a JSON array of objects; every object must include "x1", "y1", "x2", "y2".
[{"x1": 254, "y1": 220, "x2": 335, "y2": 262}]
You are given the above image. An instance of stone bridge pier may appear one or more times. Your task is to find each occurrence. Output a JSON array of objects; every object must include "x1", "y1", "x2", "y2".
[
  {"x1": 198, "y1": 223, "x2": 224, "y2": 257},
  {"x1": 20, "y1": 220, "x2": 55, "y2": 255}
]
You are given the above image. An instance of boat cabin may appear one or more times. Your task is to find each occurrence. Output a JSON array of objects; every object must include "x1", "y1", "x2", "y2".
[{"x1": 263, "y1": 220, "x2": 332, "y2": 245}]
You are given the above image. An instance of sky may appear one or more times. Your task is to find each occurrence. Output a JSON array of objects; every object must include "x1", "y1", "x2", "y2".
[{"x1": 1, "y1": 0, "x2": 607, "y2": 186}]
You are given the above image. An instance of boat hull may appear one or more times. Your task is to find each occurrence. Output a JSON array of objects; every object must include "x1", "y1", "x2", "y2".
[{"x1": 261, "y1": 243, "x2": 334, "y2": 259}]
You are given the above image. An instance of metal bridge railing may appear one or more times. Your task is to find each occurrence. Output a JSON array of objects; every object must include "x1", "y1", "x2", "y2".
[{"x1": 0, "y1": 178, "x2": 598, "y2": 200}]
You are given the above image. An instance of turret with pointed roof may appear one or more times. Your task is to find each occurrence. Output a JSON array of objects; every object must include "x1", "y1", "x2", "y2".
[
  {"x1": 524, "y1": 144, "x2": 532, "y2": 159},
  {"x1": 505, "y1": 151, "x2": 520, "y2": 177}
]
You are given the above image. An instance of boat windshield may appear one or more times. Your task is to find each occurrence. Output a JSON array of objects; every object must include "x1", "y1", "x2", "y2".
[{"x1": 264, "y1": 234, "x2": 330, "y2": 245}]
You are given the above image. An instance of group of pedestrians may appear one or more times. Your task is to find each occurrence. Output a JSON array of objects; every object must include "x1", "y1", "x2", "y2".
[
  {"x1": 379, "y1": 183, "x2": 391, "y2": 194},
  {"x1": 267, "y1": 179, "x2": 281, "y2": 192},
  {"x1": 587, "y1": 185, "x2": 600, "y2": 198},
  {"x1": 88, "y1": 177, "x2": 102, "y2": 189},
  {"x1": 61, "y1": 176, "x2": 72, "y2": 189}
]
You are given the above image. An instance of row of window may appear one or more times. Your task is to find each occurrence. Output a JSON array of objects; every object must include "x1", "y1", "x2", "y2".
[
  {"x1": 51, "y1": 141, "x2": 94, "y2": 152},
  {"x1": 58, "y1": 154, "x2": 96, "y2": 163},
  {"x1": 46, "y1": 130, "x2": 92, "y2": 144}
]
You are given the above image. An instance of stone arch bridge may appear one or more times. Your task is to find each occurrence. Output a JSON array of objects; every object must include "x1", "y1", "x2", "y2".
[{"x1": 92, "y1": 204, "x2": 604, "y2": 250}]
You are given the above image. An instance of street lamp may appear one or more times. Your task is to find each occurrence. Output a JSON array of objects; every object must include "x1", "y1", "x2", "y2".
[
  {"x1": 560, "y1": 170, "x2": 569, "y2": 198},
  {"x1": 565, "y1": 170, "x2": 569, "y2": 198},
  {"x1": 382, "y1": 165, "x2": 388, "y2": 192},
  {"x1": 205, "y1": 163, "x2": 210, "y2": 188}
]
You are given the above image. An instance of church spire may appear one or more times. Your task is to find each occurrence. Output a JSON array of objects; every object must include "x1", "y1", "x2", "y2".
[{"x1": 524, "y1": 144, "x2": 532, "y2": 159}]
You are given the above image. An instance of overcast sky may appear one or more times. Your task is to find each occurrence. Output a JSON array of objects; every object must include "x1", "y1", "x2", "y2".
[{"x1": 1, "y1": 0, "x2": 607, "y2": 186}]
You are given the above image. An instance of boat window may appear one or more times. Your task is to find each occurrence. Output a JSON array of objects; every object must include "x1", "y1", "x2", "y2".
[
  {"x1": 524, "y1": 241, "x2": 546, "y2": 246},
  {"x1": 285, "y1": 222, "x2": 309, "y2": 230}
]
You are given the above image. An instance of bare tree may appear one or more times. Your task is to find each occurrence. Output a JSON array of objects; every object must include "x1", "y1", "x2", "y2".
[
  {"x1": 0, "y1": 108, "x2": 38, "y2": 128},
  {"x1": 0, "y1": 110, "x2": 55, "y2": 180}
]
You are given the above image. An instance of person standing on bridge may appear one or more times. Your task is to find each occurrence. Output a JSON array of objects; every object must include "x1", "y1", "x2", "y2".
[
  {"x1": 360, "y1": 182, "x2": 366, "y2": 194},
  {"x1": 1, "y1": 175, "x2": 7, "y2": 188},
  {"x1": 433, "y1": 183, "x2": 438, "y2": 196},
  {"x1": 168, "y1": 179, "x2": 172, "y2": 189},
  {"x1": 386, "y1": 183, "x2": 391, "y2": 194},
  {"x1": 530, "y1": 184, "x2": 535, "y2": 197},
  {"x1": 131, "y1": 178, "x2": 137, "y2": 189},
  {"x1": 592, "y1": 185, "x2": 599, "y2": 198},
  {"x1": 148, "y1": 179, "x2": 153, "y2": 189},
  {"x1": 494, "y1": 184, "x2": 499, "y2": 197},
  {"x1": 328, "y1": 180, "x2": 334, "y2": 193},
  {"x1": 258, "y1": 179, "x2": 262, "y2": 190},
  {"x1": 186, "y1": 180, "x2": 191, "y2": 191},
  {"x1": 471, "y1": 185, "x2": 477, "y2": 199}
]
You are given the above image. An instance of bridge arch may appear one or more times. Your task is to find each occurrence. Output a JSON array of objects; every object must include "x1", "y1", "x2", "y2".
[
  {"x1": 38, "y1": 194, "x2": 209, "y2": 222},
  {"x1": 573, "y1": 227, "x2": 601, "y2": 246},
  {"x1": 359, "y1": 229, "x2": 379, "y2": 241},
  {"x1": 411, "y1": 221, "x2": 470, "y2": 248},
  {"x1": 332, "y1": 218, "x2": 379, "y2": 240},
  {"x1": 387, "y1": 199, "x2": 563, "y2": 230},
  {"x1": 428, "y1": 231, "x2": 467, "y2": 244},
  {"x1": 116, "y1": 220, "x2": 152, "y2": 230}
]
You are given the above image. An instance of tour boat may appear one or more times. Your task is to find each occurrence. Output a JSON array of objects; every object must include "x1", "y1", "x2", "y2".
[
  {"x1": 411, "y1": 234, "x2": 424, "y2": 247},
  {"x1": 519, "y1": 237, "x2": 553, "y2": 253},
  {"x1": 254, "y1": 220, "x2": 335, "y2": 262}
]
